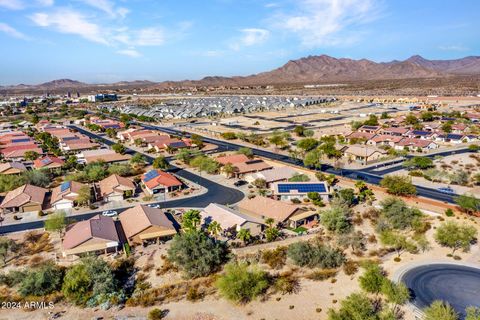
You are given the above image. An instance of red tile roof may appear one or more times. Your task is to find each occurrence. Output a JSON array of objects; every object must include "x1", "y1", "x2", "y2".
[{"x1": 142, "y1": 169, "x2": 182, "y2": 189}]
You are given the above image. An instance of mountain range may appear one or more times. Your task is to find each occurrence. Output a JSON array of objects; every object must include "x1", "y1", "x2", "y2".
[{"x1": 1, "y1": 55, "x2": 480, "y2": 93}]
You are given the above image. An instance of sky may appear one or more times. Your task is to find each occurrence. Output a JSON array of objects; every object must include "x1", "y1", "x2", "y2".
[{"x1": 0, "y1": 0, "x2": 479, "y2": 85}]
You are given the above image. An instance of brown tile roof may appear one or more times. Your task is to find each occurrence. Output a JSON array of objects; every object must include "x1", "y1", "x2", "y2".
[
  {"x1": 82, "y1": 149, "x2": 131, "y2": 164},
  {"x1": 216, "y1": 154, "x2": 250, "y2": 165},
  {"x1": 98, "y1": 174, "x2": 135, "y2": 197},
  {"x1": 119, "y1": 205, "x2": 176, "y2": 239},
  {"x1": 236, "y1": 196, "x2": 301, "y2": 223},
  {"x1": 0, "y1": 162, "x2": 27, "y2": 174},
  {"x1": 234, "y1": 160, "x2": 272, "y2": 174},
  {"x1": 51, "y1": 181, "x2": 87, "y2": 204},
  {"x1": 62, "y1": 215, "x2": 119, "y2": 250},
  {"x1": 0, "y1": 184, "x2": 47, "y2": 209},
  {"x1": 33, "y1": 156, "x2": 65, "y2": 169}
]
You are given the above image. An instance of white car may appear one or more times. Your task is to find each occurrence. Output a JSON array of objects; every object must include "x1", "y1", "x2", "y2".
[
  {"x1": 102, "y1": 210, "x2": 118, "y2": 217},
  {"x1": 147, "y1": 204, "x2": 161, "y2": 209}
]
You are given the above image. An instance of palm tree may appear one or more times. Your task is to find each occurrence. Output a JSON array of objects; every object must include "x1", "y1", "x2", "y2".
[
  {"x1": 237, "y1": 228, "x2": 252, "y2": 245},
  {"x1": 181, "y1": 209, "x2": 201, "y2": 232},
  {"x1": 222, "y1": 163, "x2": 237, "y2": 179},
  {"x1": 165, "y1": 145, "x2": 176, "y2": 154},
  {"x1": 207, "y1": 221, "x2": 222, "y2": 239},
  {"x1": 265, "y1": 217, "x2": 275, "y2": 228}
]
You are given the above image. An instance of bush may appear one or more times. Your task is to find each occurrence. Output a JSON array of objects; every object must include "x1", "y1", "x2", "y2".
[
  {"x1": 273, "y1": 274, "x2": 299, "y2": 295},
  {"x1": 148, "y1": 308, "x2": 166, "y2": 320},
  {"x1": 445, "y1": 208, "x2": 455, "y2": 217},
  {"x1": 343, "y1": 260, "x2": 359, "y2": 276},
  {"x1": 306, "y1": 269, "x2": 338, "y2": 281},
  {"x1": 261, "y1": 247, "x2": 287, "y2": 269},
  {"x1": 167, "y1": 230, "x2": 229, "y2": 278},
  {"x1": 287, "y1": 241, "x2": 345, "y2": 269},
  {"x1": 380, "y1": 175, "x2": 416, "y2": 196},
  {"x1": 19, "y1": 261, "x2": 64, "y2": 297},
  {"x1": 216, "y1": 262, "x2": 269, "y2": 303}
]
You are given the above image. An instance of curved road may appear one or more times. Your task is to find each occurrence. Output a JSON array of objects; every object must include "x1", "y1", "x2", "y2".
[
  {"x1": 401, "y1": 264, "x2": 480, "y2": 318},
  {"x1": 0, "y1": 127, "x2": 244, "y2": 234},
  {"x1": 139, "y1": 122, "x2": 462, "y2": 203}
]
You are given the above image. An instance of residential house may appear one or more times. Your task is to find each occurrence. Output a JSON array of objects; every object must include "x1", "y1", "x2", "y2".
[
  {"x1": 119, "y1": 204, "x2": 177, "y2": 245},
  {"x1": 51, "y1": 181, "x2": 89, "y2": 210},
  {"x1": 358, "y1": 125, "x2": 381, "y2": 134},
  {"x1": 216, "y1": 154, "x2": 272, "y2": 177},
  {"x1": 342, "y1": 145, "x2": 387, "y2": 164},
  {"x1": 216, "y1": 154, "x2": 250, "y2": 165},
  {"x1": 98, "y1": 174, "x2": 136, "y2": 202},
  {"x1": 236, "y1": 196, "x2": 315, "y2": 228},
  {"x1": 62, "y1": 215, "x2": 119, "y2": 257},
  {"x1": 201, "y1": 203, "x2": 264, "y2": 236},
  {"x1": 0, "y1": 144, "x2": 43, "y2": 161},
  {"x1": 244, "y1": 167, "x2": 297, "y2": 186},
  {"x1": 379, "y1": 127, "x2": 409, "y2": 136},
  {"x1": 367, "y1": 135, "x2": 403, "y2": 148},
  {"x1": 271, "y1": 181, "x2": 330, "y2": 202},
  {"x1": 33, "y1": 155, "x2": 64, "y2": 170},
  {"x1": 0, "y1": 162, "x2": 27, "y2": 175},
  {"x1": 0, "y1": 184, "x2": 47, "y2": 214},
  {"x1": 406, "y1": 130, "x2": 434, "y2": 140},
  {"x1": 78, "y1": 149, "x2": 131, "y2": 164},
  {"x1": 345, "y1": 131, "x2": 376, "y2": 143},
  {"x1": 141, "y1": 169, "x2": 182, "y2": 195},
  {"x1": 395, "y1": 138, "x2": 438, "y2": 151},
  {"x1": 435, "y1": 134, "x2": 470, "y2": 144}
]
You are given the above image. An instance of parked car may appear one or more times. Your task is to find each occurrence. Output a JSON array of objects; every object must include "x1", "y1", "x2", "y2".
[
  {"x1": 147, "y1": 204, "x2": 161, "y2": 209},
  {"x1": 234, "y1": 180, "x2": 247, "y2": 187},
  {"x1": 102, "y1": 210, "x2": 118, "y2": 217}
]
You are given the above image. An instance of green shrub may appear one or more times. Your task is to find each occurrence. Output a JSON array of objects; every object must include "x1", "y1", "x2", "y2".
[
  {"x1": 216, "y1": 262, "x2": 269, "y2": 303},
  {"x1": 287, "y1": 241, "x2": 345, "y2": 269}
]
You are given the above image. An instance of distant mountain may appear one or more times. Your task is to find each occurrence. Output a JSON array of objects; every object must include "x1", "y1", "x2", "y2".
[
  {"x1": 2, "y1": 55, "x2": 480, "y2": 93},
  {"x1": 242, "y1": 55, "x2": 444, "y2": 84},
  {"x1": 405, "y1": 55, "x2": 480, "y2": 74}
]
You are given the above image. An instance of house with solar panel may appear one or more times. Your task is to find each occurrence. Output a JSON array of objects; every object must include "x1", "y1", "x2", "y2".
[
  {"x1": 33, "y1": 155, "x2": 65, "y2": 170},
  {"x1": 51, "y1": 181, "x2": 90, "y2": 211},
  {"x1": 271, "y1": 181, "x2": 330, "y2": 202},
  {"x1": 141, "y1": 169, "x2": 183, "y2": 195}
]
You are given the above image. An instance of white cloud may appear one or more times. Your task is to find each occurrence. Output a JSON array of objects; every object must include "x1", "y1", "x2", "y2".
[
  {"x1": 117, "y1": 48, "x2": 141, "y2": 57},
  {"x1": 113, "y1": 27, "x2": 165, "y2": 47},
  {"x1": 231, "y1": 28, "x2": 270, "y2": 50},
  {"x1": 36, "y1": 0, "x2": 53, "y2": 6},
  {"x1": 30, "y1": 9, "x2": 108, "y2": 44},
  {"x1": 0, "y1": 0, "x2": 24, "y2": 10},
  {"x1": 274, "y1": 0, "x2": 379, "y2": 47},
  {"x1": 80, "y1": 0, "x2": 129, "y2": 18},
  {"x1": 0, "y1": 22, "x2": 28, "y2": 39},
  {"x1": 439, "y1": 45, "x2": 468, "y2": 52},
  {"x1": 134, "y1": 27, "x2": 165, "y2": 46}
]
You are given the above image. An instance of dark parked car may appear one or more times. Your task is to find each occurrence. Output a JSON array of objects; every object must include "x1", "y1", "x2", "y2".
[{"x1": 234, "y1": 180, "x2": 247, "y2": 187}]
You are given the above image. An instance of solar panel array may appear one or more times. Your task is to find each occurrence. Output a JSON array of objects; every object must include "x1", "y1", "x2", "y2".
[
  {"x1": 144, "y1": 170, "x2": 160, "y2": 182},
  {"x1": 11, "y1": 138, "x2": 31, "y2": 143},
  {"x1": 362, "y1": 125, "x2": 379, "y2": 130},
  {"x1": 169, "y1": 141, "x2": 186, "y2": 148},
  {"x1": 60, "y1": 181, "x2": 71, "y2": 192},
  {"x1": 277, "y1": 183, "x2": 327, "y2": 193}
]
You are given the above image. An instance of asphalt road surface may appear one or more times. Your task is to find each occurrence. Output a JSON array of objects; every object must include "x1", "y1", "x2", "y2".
[
  {"x1": 401, "y1": 264, "x2": 480, "y2": 318},
  {"x1": 0, "y1": 127, "x2": 244, "y2": 234},
  {"x1": 139, "y1": 122, "x2": 459, "y2": 203}
]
